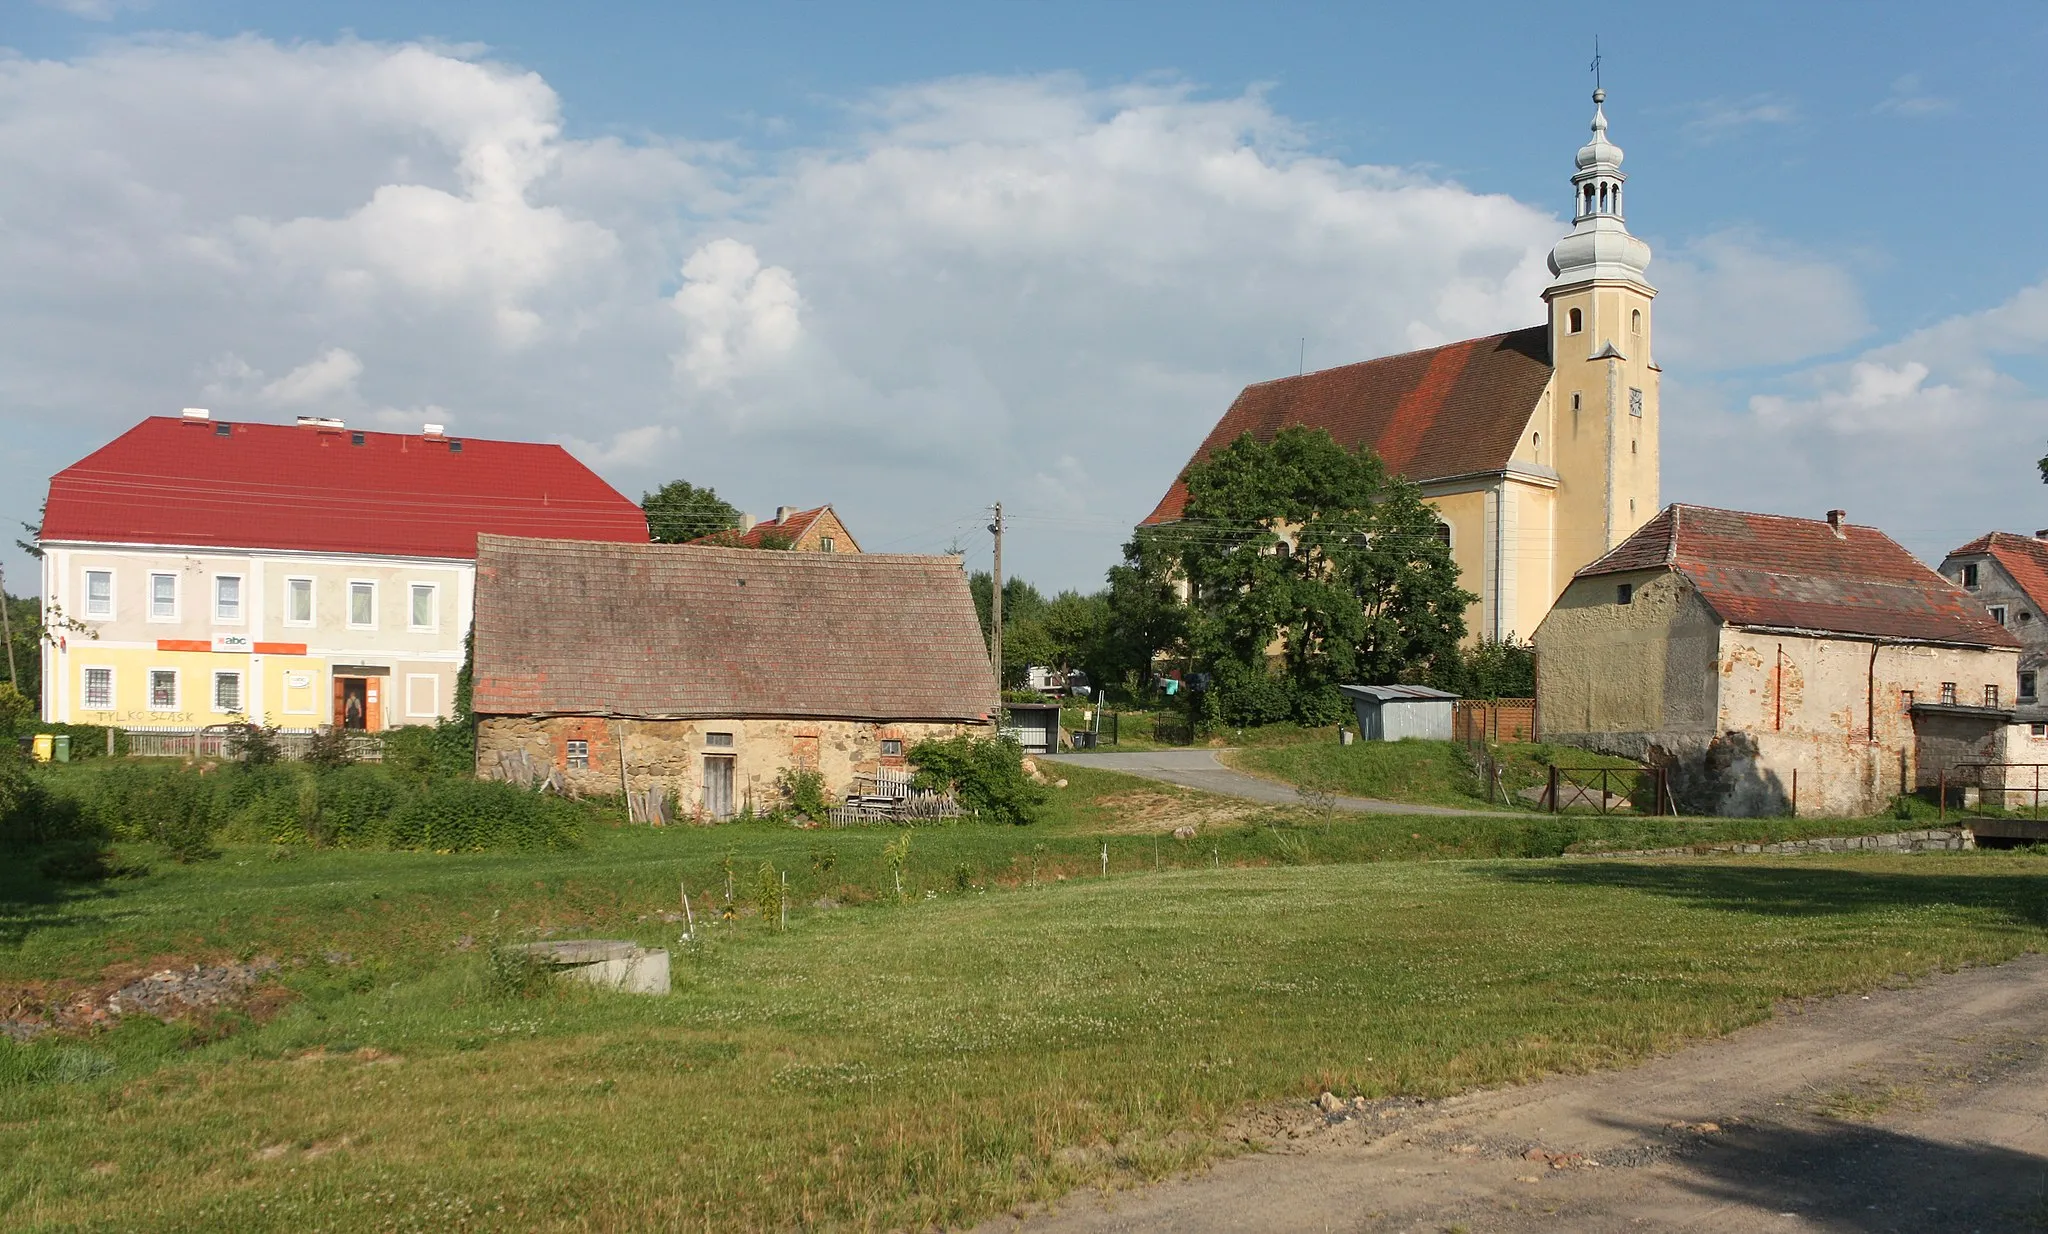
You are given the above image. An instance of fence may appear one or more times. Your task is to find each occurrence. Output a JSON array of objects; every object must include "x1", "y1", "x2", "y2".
[
  {"x1": 1933, "y1": 763, "x2": 2048, "y2": 843},
  {"x1": 1539, "y1": 763, "x2": 1672, "y2": 815},
  {"x1": 1454, "y1": 699, "x2": 1536, "y2": 745},
  {"x1": 124, "y1": 727, "x2": 385, "y2": 763}
]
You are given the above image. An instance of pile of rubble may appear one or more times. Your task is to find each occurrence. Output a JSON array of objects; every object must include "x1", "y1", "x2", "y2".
[{"x1": 1, "y1": 957, "x2": 280, "y2": 1041}]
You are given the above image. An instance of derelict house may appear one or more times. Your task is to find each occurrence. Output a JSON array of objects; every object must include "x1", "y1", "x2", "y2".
[{"x1": 469, "y1": 535, "x2": 996, "y2": 820}]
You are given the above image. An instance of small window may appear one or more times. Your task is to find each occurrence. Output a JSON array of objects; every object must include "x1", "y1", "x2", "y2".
[
  {"x1": 84, "y1": 569, "x2": 112, "y2": 618},
  {"x1": 1571, "y1": 392, "x2": 1582, "y2": 412},
  {"x1": 148, "y1": 669, "x2": 179, "y2": 711},
  {"x1": 1990, "y1": 605, "x2": 2008, "y2": 626},
  {"x1": 82, "y1": 667, "x2": 113, "y2": 711},
  {"x1": 350, "y1": 431, "x2": 365, "y2": 446},
  {"x1": 880, "y1": 738, "x2": 903, "y2": 757},
  {"x1": 215, "y1": 575, "x2": 243, "y2": 622},
  {"x1": 447, "y1": 440, "x2": 463, "y2": 453},
  {"x1": 1900, "y1": 689, "x2": 1914, "y2": 711},
  {"x1": 1986, "y1": 685, "x2": 2001, "y2": 708},
  {"x1": 1567, "y1": 307, "x2": 1583, "y2": 334},
  {"x1": 566, "y1": 739, "x2": 590, "y2": 770},
  {"x1": 2022, "y1": 671, "x2": 2037, "y2": 702},
  {"x1": 213, "y1": 671, "x2": 242, "y2": 714},
  {"x1": 820, "y1": 537, "x2": 836, "y2": 553},
  {"x1": 149, "y1": 572, "x2": 177, "y2": 620},
  {"x1": 286, "y1": 577, "x2": 314, "y2": 625},
  {"x1": 705, "y1": 731, "x2": 734, "y2": 748},
  {"x1": 1962, "y1": 564, "x2": 1979, "y2": 589},
  {"x1": 409, "y1": 583, "x2": 438, "y2": 631},
  {"x1": 2033, "y1": 723, "x2": 2046, "y2": 738},
  {"x1": 1940, "y1": 682, "x2": 1957, "y2": 705},
  {"x1": 1629, "y1": 387, "x2": 1644, "y2": 418},
  {"x1": 1631, "y1": 308, "x2": 1642, "y2": 334},
  {"x1": 348, "y1": 581, "x2": 376, "y2": 628},
  {"x1": 1616, "y1": 583, "x2": 1634, "y2": 605}
]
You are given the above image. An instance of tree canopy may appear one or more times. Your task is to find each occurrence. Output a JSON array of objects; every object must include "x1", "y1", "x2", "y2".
[{"x1": 641, "y1": 480, "x2": 741, "y2": 544}]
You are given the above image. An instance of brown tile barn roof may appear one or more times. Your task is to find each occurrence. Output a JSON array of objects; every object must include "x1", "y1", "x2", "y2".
[
  {"x1": 1577, "y1": 505, "x2": 2020, "y2": 648},
  {"x1": 472, "y1": 536, "x2": 996, "y2": 721},
  {"x1": 1945, "y1": 531, "x2": 2048, "y2": 613},
  {"x1": 1142, "y1": 326, "x2": 1552, "y2": 525}
]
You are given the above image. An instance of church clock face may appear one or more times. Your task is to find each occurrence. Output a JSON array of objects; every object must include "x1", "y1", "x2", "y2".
[{"x1": 1629, "y1": 387, "x2": 1644, "y2": 418}]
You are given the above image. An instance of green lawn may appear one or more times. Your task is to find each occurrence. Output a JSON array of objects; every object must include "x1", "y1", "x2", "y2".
[
  {"x1": 3, "y1": 800, "x2": 2045, "y2": 1230},
  {"x1": 1226, "y1": 736, "x2": 1651, "y2": 812}
]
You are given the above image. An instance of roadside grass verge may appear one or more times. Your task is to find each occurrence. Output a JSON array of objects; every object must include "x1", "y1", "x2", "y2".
[
  {"x1": 2, "y1": 848, "x2": 2044, "y2": 1230},
  {"x1": 1226, "y1": 737, "x2": 1645, "y2": 811}
]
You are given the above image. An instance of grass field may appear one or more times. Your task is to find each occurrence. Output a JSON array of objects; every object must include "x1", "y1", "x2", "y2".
[
  {"x1": 4, "y1": 761, "x2": 2042, "y2": 1230},
  {"x1": 1224, "y1": 736, "x2": 1643, "y2": 812}
]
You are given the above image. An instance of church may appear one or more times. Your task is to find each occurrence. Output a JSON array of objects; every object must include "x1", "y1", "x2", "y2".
[{"x1": 1141, "y1": 89, "x2": 1660, "y2": 644}]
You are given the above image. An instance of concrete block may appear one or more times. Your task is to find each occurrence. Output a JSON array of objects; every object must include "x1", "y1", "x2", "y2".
[{"x1": 517, "y1": 940, "x2": 670, "y2": 995}]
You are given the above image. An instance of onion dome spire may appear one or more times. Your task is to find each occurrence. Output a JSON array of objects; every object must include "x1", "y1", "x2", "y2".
[{"x1": 1547, "y1": 88, "x2": 1652, "y2": 291}]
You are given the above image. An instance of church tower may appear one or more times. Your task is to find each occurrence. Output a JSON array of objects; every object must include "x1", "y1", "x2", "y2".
[{"x1": 1542, "y1": 87, "x2": 1659, "y2": 584}]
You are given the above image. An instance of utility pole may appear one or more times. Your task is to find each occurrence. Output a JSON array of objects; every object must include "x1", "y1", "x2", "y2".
[
  {"x1": 0, "y1": 564, "x2": 16, "y2": 689},
  {"x1": 988, "y1": 502, "x2": 1004, "y2": 717}
]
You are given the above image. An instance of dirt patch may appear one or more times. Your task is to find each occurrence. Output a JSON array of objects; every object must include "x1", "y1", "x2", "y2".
[
  {"x1": 1090, "y1": 790, "x2": 1253, "y2": 834},
  {"x1": 2, "y1": 956, "x2": 289, "y2": 1041},
  {"x1": 994, "y1": 955, "x2": 2048, "y2": 1233}
]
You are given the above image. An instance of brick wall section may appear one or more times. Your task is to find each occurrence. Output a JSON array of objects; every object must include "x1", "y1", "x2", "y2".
[{"x1": 478, "y1": 715, "x2": 986, "y2": 818}]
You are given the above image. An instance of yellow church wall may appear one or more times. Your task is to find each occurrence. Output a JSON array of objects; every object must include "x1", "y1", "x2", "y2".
[
  {"x1": 1504, "y1": 480, "x2": 1558, "y2": 643},
  {"x1": 1543, "y1": 279, "x2": 1659, "y2": 606},
  {"x1": 1423, "y1": 488, "x2": 1489, "y2": 643}
]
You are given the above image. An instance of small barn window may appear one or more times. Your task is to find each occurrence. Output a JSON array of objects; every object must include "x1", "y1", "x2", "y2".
[
  {"x1": 1986, "y1": 685, "x2": 2001, "y2": 708},
  {"x1": 1990, "y1": 605, "x2": 2008, "y2": 626},
  {"x1": 820, "y1": 537, "x2": 836, "y2": 553},
  {"x1": 881, "y1": 738, "x2": 903, "y2": 757},
  {"x1": 1567, "y1": 307, "x2": 1583, "y2": 334},
  {"x1": 1940, "y1": 682, "x2": 1957, "y2": 705},
  {"x1": 2033, "y1": 723, "x2": 2046, "y2": 738},
  {"x1": 705, "y1": 731, "x2": 734, "y2": 748},
  {"x1": 1900, "y1": 689, "x2": 1914, "y2": 711},
  {"x1": 1616, "y1": 583, "x2": 1634, "y2": 605},
  {"x1": 566, "y1": 739, "x2": 589, "y2": 769},
  {"x1": 1961, "y1": 564, "x2": 1979, "y2": 589}
]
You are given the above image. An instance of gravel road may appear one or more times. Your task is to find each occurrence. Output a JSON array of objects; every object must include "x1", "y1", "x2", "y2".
[{"x1": 1043, "y1": 749, "x2": 1474, "y2": 816}]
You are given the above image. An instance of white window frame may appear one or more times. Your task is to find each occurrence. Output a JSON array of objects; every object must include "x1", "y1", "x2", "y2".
[
  {"x1": 284, "y1": 576, "x2": 315, "y2": 627},
  {"x1": 347, "y1": 579, "x2": 378, "y2": 630},
  {"x1": 1989, "y1": 605, "x2": 2008, "y2": 626},
  {"x1": 565, "y1": 738, "x2": 590, "y2": 770},
  {"x1": 84, "y1": 569, "x2": 114, "y2": 620},
  {"x1": 80, "y1": 665, "x2": 115, "y2": 712},
  {"x1": 405, "y1": 673, "x2": 439, "y2": 718},
  {"x1": 148, "y1": 572, "x2": 179, "y2": 622},
  {"x1": 408, "y1": 582, "x2": 439, "y2": 632},
  {"x1": 281, "y1": 669, "x2": 318, "y2": 716},
  {"x1": 214, "y1": 573, "x2": 246, "y2": 624},
  {"x1": 147, "y1": 667, "x2": 180, "y2": 712},
  {"x1": 213, "y1": 669, "x2": 244, "y2": 715}
]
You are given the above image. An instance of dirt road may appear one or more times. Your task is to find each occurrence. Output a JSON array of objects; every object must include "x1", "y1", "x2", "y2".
[
  {"x1": 990, "y1": 953, "x2": 2048, "y2": 1233},
  {"x1": 1044, "y1": 750, "x2": 1472, "y2": 816}
]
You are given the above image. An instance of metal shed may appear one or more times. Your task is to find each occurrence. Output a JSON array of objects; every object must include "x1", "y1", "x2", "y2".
[
  {"x1": 1001, "y1": 702, "x2": 1064, "y2": 754},
  {"x1": 1338, "y1": 684, "x2": 1459, "y2": 742}
]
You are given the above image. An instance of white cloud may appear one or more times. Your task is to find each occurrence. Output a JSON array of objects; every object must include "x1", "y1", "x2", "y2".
[
  {"x1": 36, "y1": 0, "x2": 150, "y2": 19},
  {"x1": 1652, "y1": 231, "x2": 1868, "y2": 370},
  {"x1": 670, "y1": 239, "x2": 803, "y2": 388},
  {"x1": 1876, "y1": 74, "x2": 1957, "y2": 118},
  {"x1": 1683, "y1": 94, "x2": 1799, "y2": 142},
  {"x1": 562, "y1": 423, "x2": 677, "y2": 470},
  {"x1": 260, "y1": 347, "x2": 364, "y2": 406}
]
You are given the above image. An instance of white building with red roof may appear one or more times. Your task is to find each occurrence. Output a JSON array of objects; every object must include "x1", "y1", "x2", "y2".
[{"x1": 36, "y1": 411, "x2": 647, "y2": 731}]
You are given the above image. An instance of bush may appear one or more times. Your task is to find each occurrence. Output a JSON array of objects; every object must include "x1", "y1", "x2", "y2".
[
  {"x1": 776, "y1": 768, "x2": 828, "y2": 821},
  {"x1": 132, "y1": 771, "x2": 221, "y2": 862},
  {"x1": 383, "y1": 778, "x2": 584, "y2": 852},
  {"x1": 227, "y1": 723, "x2": 283, "y2": 766},
  {"x1": 303, "y1": 726, "x2": 355, "y2": 770},
  {"x1": 383, "y1": 720, "x2": 476, "y2": 786},
  {"x1": 907, "y1": 735, "x2": 1047, "y2": 826}
]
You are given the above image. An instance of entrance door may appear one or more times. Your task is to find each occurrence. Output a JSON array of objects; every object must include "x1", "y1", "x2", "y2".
[
  {"x1": 336, "y1": 677, "x2": 369, "y2": 730},
  {"x1": 702, "y1": 755, "x2": 735, "y2": 819}
]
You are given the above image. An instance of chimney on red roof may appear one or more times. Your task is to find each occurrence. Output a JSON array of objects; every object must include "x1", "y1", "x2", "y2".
[
  {"x1": 775, "y1": 505, "x2": 795, "y2": 523},
  {"x1": 2035, "y1": 529, "x2": 2048, "y2": 540},
  {"x1": 423, "y1": 422, "x2": 446, "y2": 440},
  {"x1": 739, "y1": 513, "x2": 757, "y2": 533},
  {"x1": 1826, "y1": 509, "x2": 1847, "y2": 540}
]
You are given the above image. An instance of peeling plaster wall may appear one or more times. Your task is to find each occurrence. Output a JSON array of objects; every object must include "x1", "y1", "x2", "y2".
[
  {"x1": 476, "y1": 715, "x2": 988, "y2": 818},
  {"x1": 1533, "y1": 567, "x2": 1719, "y2": 738}
]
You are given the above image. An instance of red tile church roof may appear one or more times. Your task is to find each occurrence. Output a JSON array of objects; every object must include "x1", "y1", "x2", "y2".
[
  {"x1": 1578, "y1": 504, "x2": 2019, "y2": 648},
  {"x1": 1142, "y1": 326, "x2": 1552, "y2": 525},
  {"x1": 41, "y1": 416, "x2": 647, "y2": 559}
]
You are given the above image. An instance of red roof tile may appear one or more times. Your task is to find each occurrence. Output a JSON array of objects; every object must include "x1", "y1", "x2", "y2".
[
  {"x1": 1944, "y1": 532, "x2": 2048, "y2": 613},
  {"x1": 471, "y1": 536, "x2": 996, "y2": 722},
  {"x1": 1142, "y1": 326, "x2": 1552, "y2": 525},
  {"x1": 692, "y1": 505, "x2": 828, "y2": 549},
  {"x1": 41, "y1": 416, "x2": 647, "y2": 559},
  {"x1": 1578, "y1": 504, "x2": 2020, "y2": 648}
]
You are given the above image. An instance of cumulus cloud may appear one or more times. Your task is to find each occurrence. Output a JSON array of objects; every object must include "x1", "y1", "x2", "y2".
[
  {"x1": 670, "y1": 240, "x2": 803, "y2": 387},
  {"x1": 260, "y1": 347, "x2": 364, "y2": 406},
  {"x1": 1653, "y1": 231, "x2": 1868, "y2": 370}
]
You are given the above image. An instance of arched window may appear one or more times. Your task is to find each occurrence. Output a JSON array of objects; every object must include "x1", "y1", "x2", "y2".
[
  {"x1": 1567, "y1": 307, "x2": 1583, "y2": 334},
  {"x1": 1582, "y1": 185, "x2": 1594, "y2": 216},
  {"x1": 1598, "y1": 183, "x2": 1608, "y2": 213},
  {"x1": 1433, "y1": 521, "x2": 1453, "y2": 549},
  {"x1": 1631, "y1": 308, "x2": 1642, "y2": 334},
  {"x1": 1532, "y1": 430, "x2": 1541, "y2": 461}
]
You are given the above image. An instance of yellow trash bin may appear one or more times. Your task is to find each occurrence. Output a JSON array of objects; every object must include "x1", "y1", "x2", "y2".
[{"x1": 31, "y1": 733, "x2": 53, "y2": 763}]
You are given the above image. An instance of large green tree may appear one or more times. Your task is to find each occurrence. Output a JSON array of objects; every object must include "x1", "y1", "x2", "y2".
[
  {"x1": 641, "y1": 480, "x2": 742, "y2": 543},
  {"x1": 1172, "y1": 426, "x2": 1474, "y2": 726},
  {"x1": 1099, "y1": 533, "x2": 1188, "y2": 690}
]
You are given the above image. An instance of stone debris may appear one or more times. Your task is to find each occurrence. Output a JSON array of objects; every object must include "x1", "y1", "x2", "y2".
[
  {"x1": 1172, "y1": 825, "x2": 1198, "y2": 840},
  {"x1": 1522, "y1": 1146, "x2": 1600, "y2": 1170},
  {"x1": 1583, "y1": 828, "x2": 1970, "y2": 860},
  {"x1": 2, "y1": 958, "x2": 282, "y2": 1040}
]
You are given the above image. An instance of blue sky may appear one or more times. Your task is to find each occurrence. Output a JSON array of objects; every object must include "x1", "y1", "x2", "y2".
[{"x1": 7, "y1": 0, "x2": 2048, "y2": 597}]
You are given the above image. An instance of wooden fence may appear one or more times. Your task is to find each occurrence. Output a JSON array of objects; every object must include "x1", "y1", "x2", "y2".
[
  {"x1": 124, "y1": 727, "x2": 385, "y2": 762},
  {"x1": 1453, "y1": 699, "x2": 1536, "y2": 744}
]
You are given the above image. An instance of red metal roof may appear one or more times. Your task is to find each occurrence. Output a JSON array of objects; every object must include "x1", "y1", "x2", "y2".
[
  {"x1": 41, "y1": 416, "x2": 648, "y2": 559},
  {"x1": 1944, "y1": 531, "x2": 2048, "y2": 614},
  {"x1": 1142, "y1": 326, "x2": 1552, "y2": 525},
  {"x1": 1577, "y1": 504, "x2": 2020, "y2": 648}
]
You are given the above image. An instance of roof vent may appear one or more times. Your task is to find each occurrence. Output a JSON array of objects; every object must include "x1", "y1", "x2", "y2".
[
  {"x1": 423, "y1": 423, "x2": 445, "y2": 438},
  {"x1": 1826, "y1": 509, "x2": 1848, "y2": 540},
  {"x1": 296, "y1": 415, "x2": 345, "y2": 431},
  {"x1": 180, "y1": 407, "x2": 211, "y2": 420}
]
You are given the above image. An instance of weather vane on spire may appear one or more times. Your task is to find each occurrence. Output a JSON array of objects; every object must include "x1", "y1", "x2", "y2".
[{"x1": 1590, "y1": 36, "x2": 1602, "y2": 92}]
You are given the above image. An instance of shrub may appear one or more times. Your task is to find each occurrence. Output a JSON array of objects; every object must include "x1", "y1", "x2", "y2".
[
  {"x1": 303, "y1": 725, "x2": 356, "y2": 770},
  {"x1": 227, "y1": 723, "x2": 284, "y2": 767},
  {"x1": 314, "y1": 764, "x2": 407, "y2": 846},
  {"x1": 907, "y1": 735, "x2": 1047, "y2": 826},
  {"x1": 383, "y1": 720, "x2": 475, "y2": 786},
  {"x1": 132, "y1": 771, "x2": 221, "y2": 863},
  {"x1": 383, "y1": 778, "x2": 584, "y2": 852},
  {"x1": 777, "y1": 768, "x2": 828, "y2": 822}
]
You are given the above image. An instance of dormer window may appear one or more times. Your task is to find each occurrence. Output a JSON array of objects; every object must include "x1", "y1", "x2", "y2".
[
  {"x1": 1961, "y1": 563, "x2": 1979, "y2": 589},
  {"x1": 1567, "y1": 307, "x2": 1583, "y2": 334}
]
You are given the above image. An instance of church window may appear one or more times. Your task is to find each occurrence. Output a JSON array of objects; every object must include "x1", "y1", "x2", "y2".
[
  {"x1": 1567, "y1": 308, "x2": 1582, "y2": 334},
  {"x1": 1433, "y1": 522, "x2": 1452, "y2": 549},
  {"x1": 1631, "y1": 309, "x2": 1642, "y2": 334},
  {"x1": 1571, "y1": 392, "x2": 1581, "y2": 411},
  {"x1": 1629, "y1": 387, "x2": 1644, "y2": 417},
  {"x1": 1616, "y1": 583, "x2": 1634, "y2": 606},
  {"x1": 1582, "y1": 185, "x2": 1594, "y2": 216}
]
